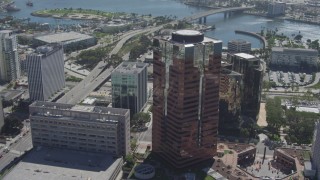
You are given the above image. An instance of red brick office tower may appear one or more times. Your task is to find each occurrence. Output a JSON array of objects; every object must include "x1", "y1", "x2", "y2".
[{"x1": 152, "y1": 30, "x2": 222, "y2": 169}]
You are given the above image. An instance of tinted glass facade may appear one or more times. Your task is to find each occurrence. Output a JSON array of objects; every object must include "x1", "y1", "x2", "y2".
[{"x1": 152, "y1": 30, "x2": 222, "y2": 168}]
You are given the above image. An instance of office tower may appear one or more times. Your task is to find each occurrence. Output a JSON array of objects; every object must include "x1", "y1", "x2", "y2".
[
  {"x1": 219, "y1": 68, "x2": 243, "y2": 130},
  {"x1": 0, "y1": 30, "x2": 21, "y2": 82},
  {"x1": 229, "y1": 53, "x2": 263, "y2": 120},
  {"x1": 227, "y1": 39, "x2": 251, "y2": 54},
  {"x1": 312, "y1": 121, "x2": 320, "y2": 180},
  {"x1": 111, "y1": 62, "x2": 147, "y2": 117},
  {"x1": 152, "y1": 30, "x2": 222, "y2": 168},
  {"x1": 29, "y1": 101, "x2": 130, "y2": 156},
  {"x1": 0, "y1": 98, "x2": 4, "y2": 130},
  {"x1": 267, "y1": 2, "x2": 286, "y2": 17},
  {"x1": 27, "y1": 44, "x2": 65, "y2": 101}
]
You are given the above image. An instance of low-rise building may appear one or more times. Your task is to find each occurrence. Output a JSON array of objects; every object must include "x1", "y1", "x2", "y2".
[
  {"x1": 271, "y1": 47, "x2": 318, "y2": 72},
  {"x1": 29, "y1": 101, "x2": 130, "y2": 156},
  {"x1": 3, "y1": 147, "x2": 123, "y2": 180},
  {"x1": 34, "y1": 32, "x2": 96, "y2": 52},
  {"x1": 227, "y1": 39, "x2": 251, "y2": 54}
]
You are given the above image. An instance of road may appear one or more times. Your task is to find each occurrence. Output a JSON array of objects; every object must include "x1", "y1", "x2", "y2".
[
  {"x1": 0, "y1": 122, "x2": 32, "y2": 171},
  {"x1": 57, "y1": 26, "x2": 162, "y2": 104}
]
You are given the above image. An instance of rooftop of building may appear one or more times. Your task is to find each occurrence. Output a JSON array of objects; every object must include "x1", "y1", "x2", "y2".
[
  {"x1": 30, "y1": 101, "x2": 129, "y2": 116},
  {"x1": 228, "y1": 39, "x2": 251, "y2": 45},
  {"x1": 35, "y1": 31, "x2": 93, "y2": 43},
  {"x1": 276, "y1": 147, "x2": 311, "y2": 165},
  {"x1": 234, "y1": 53, "x2": 257, "y2": 60},
  {"x1": 112, "y1": 62, "x2": 147, "y2": 74},
  {"x1": 29, "y1": 44, "x2": 63, "y2": 56},
  {"x1": 272, "y1": 47, "x2": 318, "y2": 54},
  {"x1": 3, "y1": 147, "x2": 122, "y2": 180},
  {"x1": 221, "y1": 68, "x2": 242, "y2": 76},
  {"x1": 155, "y1": 29, "x2": 222, "y2": 45}
]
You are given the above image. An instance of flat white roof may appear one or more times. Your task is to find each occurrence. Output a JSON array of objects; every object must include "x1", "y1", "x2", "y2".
[
  {"x1": 235, "y1": 53, "x2": 256, "y2": 59},
  {"x1": 4, "y1": 147, "x2": 122, "y2": 180},
  {"x1": 175, "y1": 30, "x2": 202, "y2": 36},
  {"x1": 36, "y1": 32, "x2": 93, "y2": 43}
]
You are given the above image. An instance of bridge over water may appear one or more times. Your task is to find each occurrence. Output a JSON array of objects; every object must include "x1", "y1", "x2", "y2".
[{"x1": 183, "y1": 6, "x2": 254, "y2": 23}]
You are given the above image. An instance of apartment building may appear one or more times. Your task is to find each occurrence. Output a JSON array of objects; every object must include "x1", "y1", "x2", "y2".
[{"x1": 0, "y1": 30, "x2": 21, "y2": 82}]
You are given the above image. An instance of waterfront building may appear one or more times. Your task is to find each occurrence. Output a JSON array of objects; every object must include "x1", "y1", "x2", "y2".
[
  {"x1": 27, "y1": 44, "x2": 65, "y2": 101},
  {"x1": 29, "y1": 101, "x2": 130, "y2": 156},
  {"x1": 152, "y1": 30, "x2": 222, "y2": 168},
  {"x1": 270, "y1": 47, "x2": 318, "y2": 72},
  {"x1": 34, "y1": 31, "x2": 96, "y2": 52},
  {"x1": 229, "y1": 53, "x2": 263, "y2": 120},
  {"x1": 0, "y1": 98, "x2": 4, "y2": 130},
  {"x1": 0, "y1": 30, "x2": 21, "y2": 82},
  {"x1": 227, "y1": 39, "x2": 251, "y2": 54},
  {"x1": 267, "y1": 2, "x2": 286, "y2": 17},
  {"x1": 111, "y1": 62, "x2": 147, "y2": 117},
  {"x1": 312, "y1": 121, "x2": 320, "y2": 180}
]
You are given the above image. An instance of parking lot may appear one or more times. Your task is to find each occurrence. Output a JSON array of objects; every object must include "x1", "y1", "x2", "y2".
[{"x1": 269, "y1": 71, "x2": 313, "y2": 87}]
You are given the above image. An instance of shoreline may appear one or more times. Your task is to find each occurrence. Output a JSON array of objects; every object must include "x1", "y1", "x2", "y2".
[{"x1": 235, "y1": 30, "x2": 268, "y2": 48}]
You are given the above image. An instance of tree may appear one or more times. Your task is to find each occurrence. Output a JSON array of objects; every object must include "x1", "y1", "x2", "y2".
[
  {"x1": 294, "y1": 34, "x2": 303, "y2": 41},
  {"x1": 132, "y1": 112, "x2": 150, "y2": 127},
  {"x1": 1, "y1": 117, "x2": 23, "y2": 135},
  {"x1": 124, "y1": 154, "x2": 135, "y2": 168},
  {"x1": 265, "y1": 97, "x2": 285, "y2": 131}
]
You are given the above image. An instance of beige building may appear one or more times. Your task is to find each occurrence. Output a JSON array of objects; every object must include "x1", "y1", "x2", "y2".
[{"x1": 29, "y1": 101, "x2": 130, "y2": 156}]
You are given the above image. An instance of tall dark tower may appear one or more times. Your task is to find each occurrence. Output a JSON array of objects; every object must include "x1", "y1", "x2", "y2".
[{"x1": 152, "y1": 30, "x2": 222, "y2": 168}]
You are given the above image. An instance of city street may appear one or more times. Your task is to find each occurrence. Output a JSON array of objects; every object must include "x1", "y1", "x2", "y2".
[{"x1": 0, "y1": 129, "x2": 32, "y2": 171}]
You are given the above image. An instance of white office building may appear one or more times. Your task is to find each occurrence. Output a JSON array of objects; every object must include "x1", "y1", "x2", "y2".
[
  {"x1": 29, "y1": 101, "x2": 130, "y2": 156},
  {"x1": 0, "y1": 30, "x2": 21, "y2": 82},
  {"x1": 27, "y1": 44, "x2": 65, "y2": 101},
  {"x1": 312, "y1": 121, "x2": 320, "y2": 180},
  {"x1": 271, "y1": 47, "x2": 318, "y2": 72},
  {"x1": 111, "y1": 62, "x2": 148, "y2": 117},
  {"x1": 227, "y1": 39, "x2": 251, "y2": 54}
]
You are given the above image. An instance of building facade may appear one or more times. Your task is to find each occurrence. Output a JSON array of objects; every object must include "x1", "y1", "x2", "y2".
[
  {"x1": 111, "y1": 62, "x2": 147, "y2": 117},
  {"x1": 312, "y1": 121, "x2": 320, "y2": 180},
  {"x1": 271, "y1": 47, "x2": 318, "y2": 72},
  {"x1": 27, "y1": 44, "x2": 65, "y2": 101},
  {"x1": 267, "y1": 2, "x2": 286, "y2": 17},
  {"x1": 219, "y1": 68, "x2": 243, "y2": 130},
  {"x1": 0, "y1": 30, "x2": 21, "y2": 82},
  {"x1": 0, "y1": 98, "x2": 4, "y2": 130},
  {"x1": 227, "y1": 39, "x2": 251, "y2": 54},
  {"x1": 229, "y1": 53, "x2": 263, "y2": 120},
  {"x1": 152, "y1": 30, "x2": 222, "y2": 168},
  {"x1": 29, "y1": 101, "x2": 130, "y2": 156}
]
